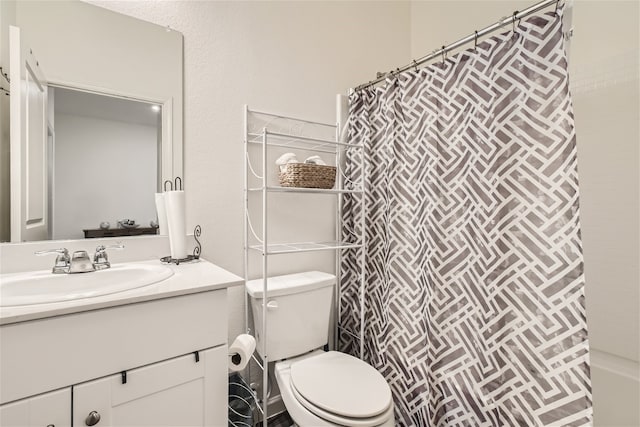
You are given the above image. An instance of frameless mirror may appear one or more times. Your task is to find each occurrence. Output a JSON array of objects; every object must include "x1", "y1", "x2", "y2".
[{"x1": 0, "y1": 0, "x2": 183, "y2": 243}]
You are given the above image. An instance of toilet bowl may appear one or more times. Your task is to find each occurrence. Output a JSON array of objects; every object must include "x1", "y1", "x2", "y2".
[
  {"x1": 274, "y1": 350, "x2": 395, "y2": 427},
  {"x1": 246, "y1": 272, "x2": 395, "y2": 427}
]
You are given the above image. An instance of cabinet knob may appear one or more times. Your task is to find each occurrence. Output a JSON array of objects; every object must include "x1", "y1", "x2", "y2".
[{"x1": 85, "y1": 410, "x2": 101, "y2": 426}]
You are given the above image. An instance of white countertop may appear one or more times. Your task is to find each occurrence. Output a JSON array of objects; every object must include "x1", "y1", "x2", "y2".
[{"x1": 0, "y1": 258, "x2": 243, "y2": 325}]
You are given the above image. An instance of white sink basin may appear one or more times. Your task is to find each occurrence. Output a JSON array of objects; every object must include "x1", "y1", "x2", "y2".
[{"x1": 0, "y1": 263, "x2": 174, "y2": 307}]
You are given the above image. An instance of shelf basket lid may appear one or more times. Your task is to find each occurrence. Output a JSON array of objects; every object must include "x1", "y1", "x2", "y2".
[{"x1": 245, "y1": 271, "x2": 335, "y2": 299}]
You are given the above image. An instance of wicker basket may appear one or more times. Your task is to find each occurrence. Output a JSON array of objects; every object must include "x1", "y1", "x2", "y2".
[{"x1": 278, "y1": 163, "x2": 336, "y2": 189}]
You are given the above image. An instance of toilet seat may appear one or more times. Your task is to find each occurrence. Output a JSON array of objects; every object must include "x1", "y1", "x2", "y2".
[
  {"x1": 288, "y1": 351, "x2": 393, "y2": 426},
  {"x1": 291, "y1": 378, "x2": 394, "y2": 427}
]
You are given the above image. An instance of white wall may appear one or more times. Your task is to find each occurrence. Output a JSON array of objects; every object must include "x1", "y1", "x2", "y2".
[
  {"x1": 53, "y1": 113, "x2": 157, "y2": 239},
  {"x1": 87, "y1": 0, "x2": 412, "y2": 343},
  {"x1": 411, "y1": 1, "x2": 639, "y2": 426},
  {"x1": 568, "y1": 2, "x2": 639, "y2": 425}
]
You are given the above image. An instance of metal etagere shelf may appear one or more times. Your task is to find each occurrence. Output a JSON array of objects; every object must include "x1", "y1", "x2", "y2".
[
  {"x1": 249, "y1": 241, "x2": 363, "y2": 256},
  {"x1": 242, "y1": 105, "x2": 365, "y2": 426},
  {"x1": 247, "y1": 186, "x2": 362, "y2": 194}
]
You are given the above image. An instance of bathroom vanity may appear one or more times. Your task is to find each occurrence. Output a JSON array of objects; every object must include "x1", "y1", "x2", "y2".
[{"x1": 0, "y1": 258, "x2": 242, "y2": 427}]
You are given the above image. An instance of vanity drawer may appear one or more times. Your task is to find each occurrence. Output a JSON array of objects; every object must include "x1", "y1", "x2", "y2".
[{"x1": 0, "y1": 289, "x2": 227, "y2": 404}]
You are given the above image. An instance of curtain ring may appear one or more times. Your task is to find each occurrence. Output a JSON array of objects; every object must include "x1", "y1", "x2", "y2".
[
  {"x1": 512, "y1": 11, "x2": 518, "y2": 33},
  {"x1": 412, "y1": 60, "x2": 419, "y2": 72},
  {"x1": 474, "y1": 31, "x2": 478, "y2": 51},
  {"x1": 441, "y1": 46, "x2": 446, "y2": 64}
]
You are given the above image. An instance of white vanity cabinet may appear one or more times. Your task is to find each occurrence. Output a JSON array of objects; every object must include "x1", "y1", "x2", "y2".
[
  {"x1": 0, "y1": 388, "x2": 71, "y2": 427},
  {"x1": 73, "y1": 347, "x2": 227, "y2": 426},
  {"x1": 1, "y1": 266, "x2": 239, "y2": 427}
]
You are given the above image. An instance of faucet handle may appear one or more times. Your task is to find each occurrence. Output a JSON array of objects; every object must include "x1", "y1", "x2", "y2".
[
  {"x1": 95, "y1": 243, "x2": 125, "y2": 252},
  {"x1": 35, "y1": 248, "x2": 69, "y2": 257},
  {"x1": 35, "y1": 248, "x2": 70, "y2": 274},
  {"x1": 93, "y1": 243, "x2": 124, "y2": 270}
]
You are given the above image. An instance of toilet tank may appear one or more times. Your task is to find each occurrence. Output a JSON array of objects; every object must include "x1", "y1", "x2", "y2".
[{"x1": 246, "y1": 271, "x2": 335, "y2": 361}]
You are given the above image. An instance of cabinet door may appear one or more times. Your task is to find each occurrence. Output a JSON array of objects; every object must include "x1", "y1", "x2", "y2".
[
  {"x1": 0, "y1": 388, "x2": 70, "y2": 427},
  {"x1": 73, "y1": 346, "x2": 227, "y2": 427}
]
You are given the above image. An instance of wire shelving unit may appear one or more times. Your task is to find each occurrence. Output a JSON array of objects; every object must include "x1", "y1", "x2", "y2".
[{"x1": 243, "y1": 105, "x2": 365, "y2": 426}]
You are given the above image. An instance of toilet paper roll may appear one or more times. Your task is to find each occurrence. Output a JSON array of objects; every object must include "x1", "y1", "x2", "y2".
[
  {"x1": 229, "y1": 334, "x2": 256, "y2": 372},
  {"x1": 154, "y1": 193, "x2": 168, "y2": 236},
  {"x1": 164, "y1": 190, "x2": 187, "y2": 259}
]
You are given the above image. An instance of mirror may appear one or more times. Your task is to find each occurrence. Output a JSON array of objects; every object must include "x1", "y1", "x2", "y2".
[
  {"x1": 0, "y1": 0, "x2": 183, "y2": 243},
  {"x1": 50, "y1": 86, "x2": 162, "y2": 240}
]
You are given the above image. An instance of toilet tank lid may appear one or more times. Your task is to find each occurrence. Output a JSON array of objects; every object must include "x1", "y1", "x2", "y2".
[{"x1": 246, "y1": 271, "x2": 336, "y2": 299}]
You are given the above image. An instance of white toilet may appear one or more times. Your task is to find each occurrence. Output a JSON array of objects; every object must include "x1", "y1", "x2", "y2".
[{"x1": 246, "y1": 271, "x2": 395, "y2": 427}]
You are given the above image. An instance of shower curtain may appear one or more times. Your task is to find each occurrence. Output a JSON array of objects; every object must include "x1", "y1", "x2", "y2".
[{"x1": 340, "y1": 10, "x2": 592, "y2": 427}]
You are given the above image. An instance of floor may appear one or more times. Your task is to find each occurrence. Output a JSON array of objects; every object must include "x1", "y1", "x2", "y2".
[{"x1": 255, "y1": 411, "x2": 295, "y2": 427}]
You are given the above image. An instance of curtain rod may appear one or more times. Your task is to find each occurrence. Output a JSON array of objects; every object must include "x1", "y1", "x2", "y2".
[{"x1": 354, "y1": 0, "x2": 560, "y2": 91}]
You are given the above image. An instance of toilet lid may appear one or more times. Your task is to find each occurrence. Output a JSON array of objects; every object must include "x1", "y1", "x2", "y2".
[{"x1": 289, "y1": 351, "x2": 392, "y2": 419}]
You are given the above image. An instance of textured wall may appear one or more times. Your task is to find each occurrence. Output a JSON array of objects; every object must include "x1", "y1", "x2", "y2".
[{"x1": 87, "y1": 0, "x2": 411, "y2": 342}]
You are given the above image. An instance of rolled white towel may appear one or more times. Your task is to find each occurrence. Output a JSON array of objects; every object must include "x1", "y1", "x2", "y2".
[
  {"x1": 276, "y1": 153, "x2": 299, "y2": 172},
  {"x1": 276, "y1": 152, "x2": 298, "y2": 165},
  {"x1": 304, "y1": 155, "x2": 327, "y2": 165}
]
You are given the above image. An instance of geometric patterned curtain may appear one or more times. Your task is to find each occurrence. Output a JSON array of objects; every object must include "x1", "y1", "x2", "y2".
[{"x1": 340, "y1": 10, "x2": 592, "y2": 426}]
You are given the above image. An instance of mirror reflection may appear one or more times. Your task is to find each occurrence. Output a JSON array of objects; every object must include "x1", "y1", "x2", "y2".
[
  {"x1": 50, "y1": 87, "x2": 161, "y2": 240},
  {"x1": 0, "y1": 0, "x2": 183, "y2": 243}
]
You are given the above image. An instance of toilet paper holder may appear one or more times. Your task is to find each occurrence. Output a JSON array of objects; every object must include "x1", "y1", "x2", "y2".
[{"x1": 228, "y1": 334, "x2": 256, "y2": 372}]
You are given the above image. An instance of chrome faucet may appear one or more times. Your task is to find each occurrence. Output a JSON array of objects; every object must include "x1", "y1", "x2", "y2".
[
  {"x1": 35, "y1": 243, "x2": 125, "y2": 274},
  {"x1": 35, "y1": 248, "x2": 71, "y2": 274},
  {"x1": 69, "y1": 251, "x2": 95, "y2": 273}
]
